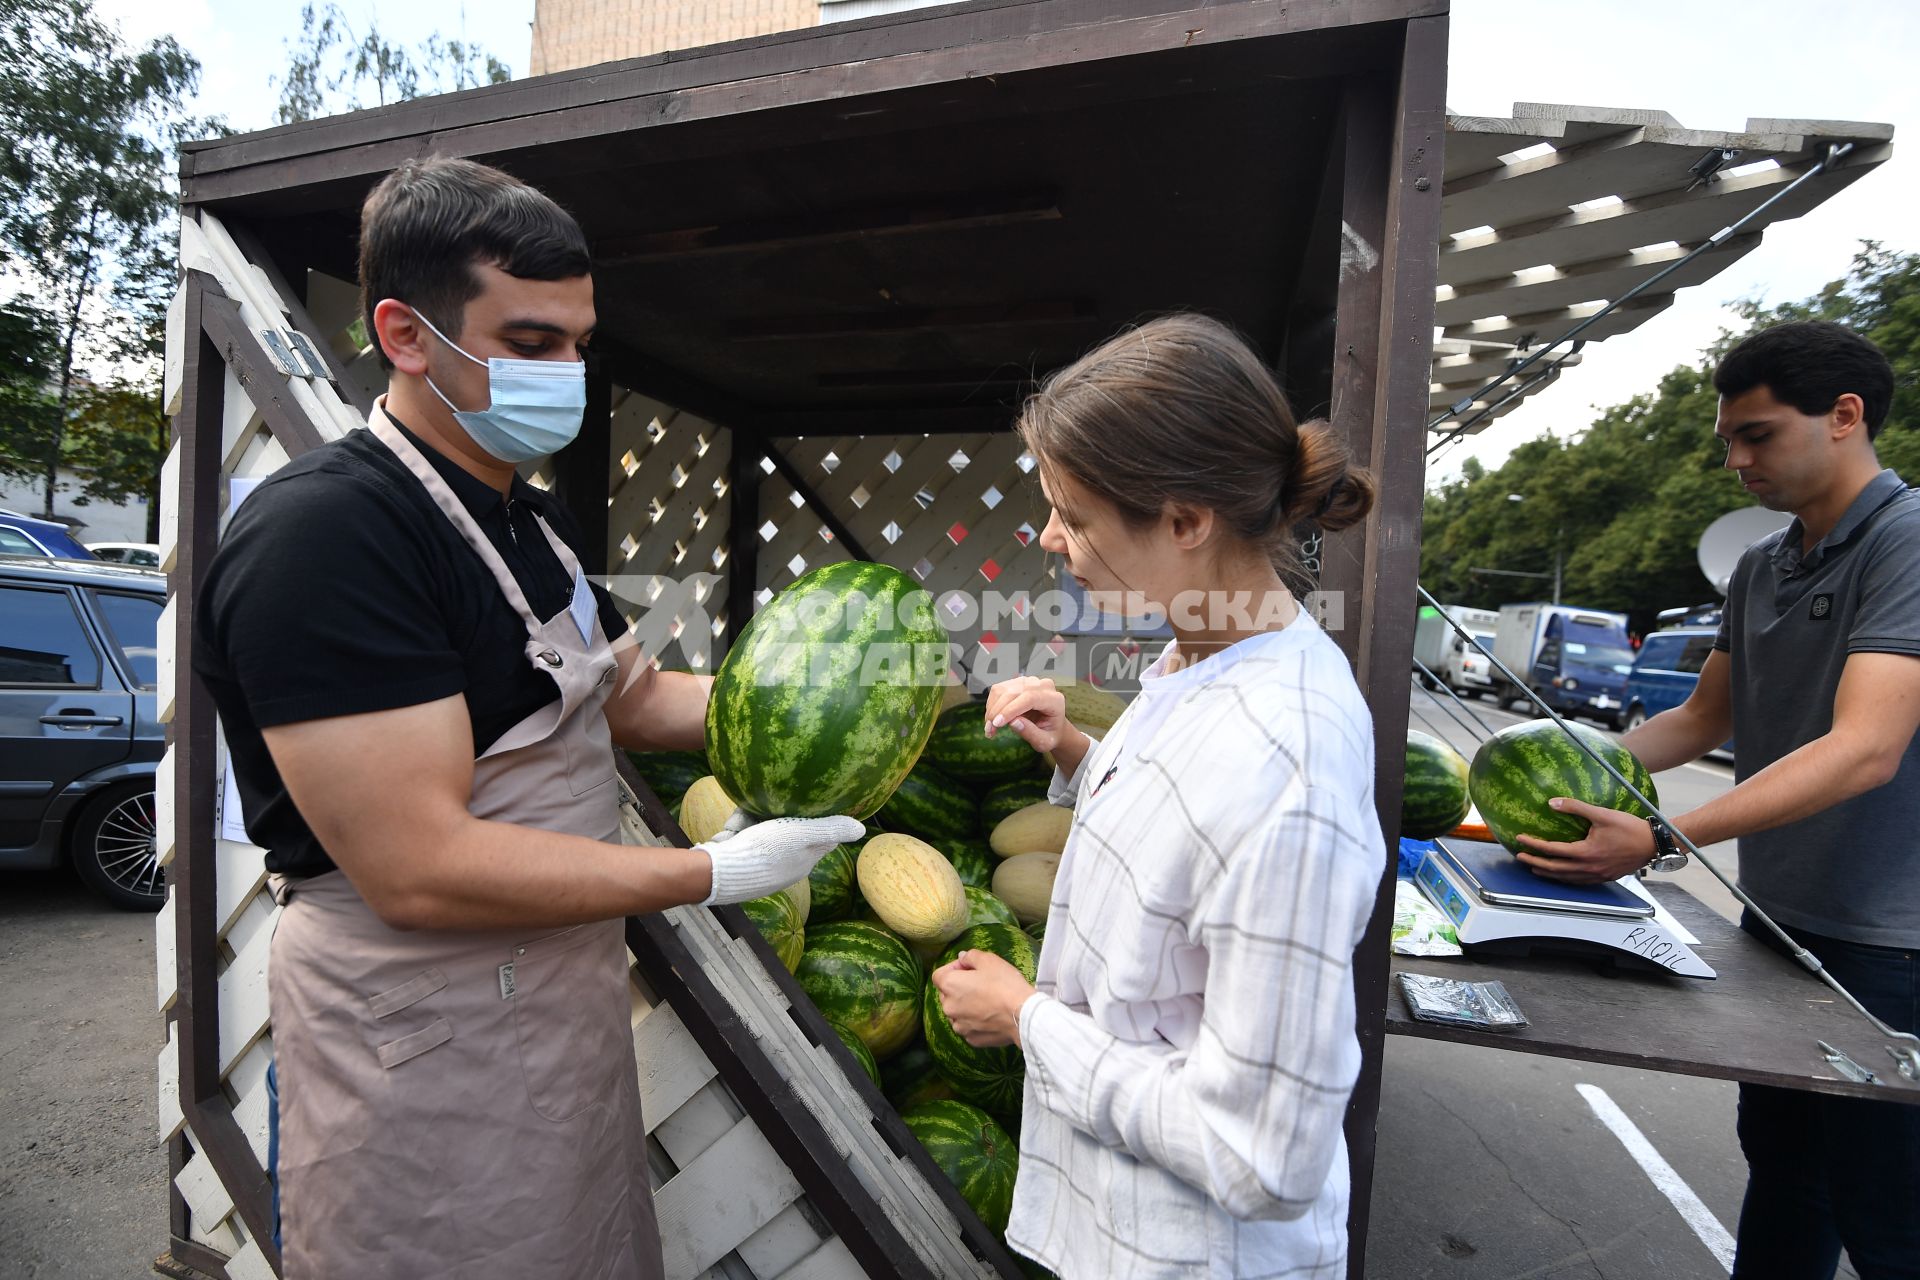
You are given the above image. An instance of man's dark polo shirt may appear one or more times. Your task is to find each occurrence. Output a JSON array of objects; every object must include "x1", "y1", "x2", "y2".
[
  {"x1": 192, "y1": 414, "x2": 627, "y2": 879},
  {"x1": 1714, "y1": 468, "x2": 1920, "y2": 947}
]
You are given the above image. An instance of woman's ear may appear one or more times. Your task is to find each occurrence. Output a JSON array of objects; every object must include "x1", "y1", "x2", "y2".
[{"x1": 1166, "y1": 502, "x2": 1215, "y2": 551}]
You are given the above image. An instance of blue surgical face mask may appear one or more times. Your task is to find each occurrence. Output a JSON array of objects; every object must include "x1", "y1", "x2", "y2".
[{"x1": 411, "y1": 309, "x2": 586, "y2": 464}]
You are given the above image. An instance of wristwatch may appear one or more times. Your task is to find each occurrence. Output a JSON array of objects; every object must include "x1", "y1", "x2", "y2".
[{"x1": 1640, "y1": 817, "x2": 1689, "y2": 875}]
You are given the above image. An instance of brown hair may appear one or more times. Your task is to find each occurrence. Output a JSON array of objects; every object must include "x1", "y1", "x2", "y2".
[
  {"x1": 1016, "y1": 313, "x2": 1376, "y2": 573},
  {"x1": 358, "y1": 157, "x2": 591, "y2": 369}
]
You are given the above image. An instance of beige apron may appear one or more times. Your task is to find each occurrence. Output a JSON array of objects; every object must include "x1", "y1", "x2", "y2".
[{"x1": 266, "y1": 405, "x2": 662, "y2": 1279}]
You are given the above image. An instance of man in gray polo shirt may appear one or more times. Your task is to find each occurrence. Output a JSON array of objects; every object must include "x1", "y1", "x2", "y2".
[{"x1": 1515, "y1": 320, "x2": 1920, "y2": 1275}]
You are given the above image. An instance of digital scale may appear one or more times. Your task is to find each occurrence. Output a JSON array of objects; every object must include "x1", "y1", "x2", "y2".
[{"x1": 1416, "y1": 839, "x2": 1716, "y2": 979}]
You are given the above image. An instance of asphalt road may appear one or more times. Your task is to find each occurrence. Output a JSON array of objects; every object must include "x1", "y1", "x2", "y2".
[
  {"x1": 1367, "y1": 683, "x2": 1861, "y2": 1278},
  {"x1": 0, "y1": 869, "x2": 167, "y2": 1280},
  {"x1": 0, "y1": 697, "x2": 1859, "y2": 1278}
]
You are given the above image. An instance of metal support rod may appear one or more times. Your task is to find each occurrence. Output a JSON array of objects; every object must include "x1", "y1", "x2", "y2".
[
  {"x1": 1416, "y1": 583, "x2": 1920, "y2": 1076},
  {"x1": 1426, "y1": 343, "x2": 1584, "y2": 456},
  {"x1": 1410, "y1": 658, "x2": 1499, "y2": 740},
  {"x1": 1427, "y1": 143, "x2": 1857, "y2": 444}
]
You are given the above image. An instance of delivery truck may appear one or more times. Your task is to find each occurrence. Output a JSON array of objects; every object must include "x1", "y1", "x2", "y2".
[{"x1": 1491, "y1": 603, "x2": 1637, "y2": 728}]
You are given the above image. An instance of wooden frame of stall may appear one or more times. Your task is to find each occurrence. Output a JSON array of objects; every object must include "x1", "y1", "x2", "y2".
[{"x1": 154, "y1": 2, "x2": 1449, "y2": 1276}]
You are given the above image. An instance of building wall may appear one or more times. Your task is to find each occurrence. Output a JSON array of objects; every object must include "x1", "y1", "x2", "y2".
[
  {"x1": 529, "y1": 0, "x2": 820, "y2": 74},
  {"x1": 0, "y1": 471, "x2": 150, "y2": 545}
]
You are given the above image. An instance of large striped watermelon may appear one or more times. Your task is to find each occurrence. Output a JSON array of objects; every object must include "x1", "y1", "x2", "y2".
[
  {"x1": 706, "y1": 562, "x2": 948, "y2": 819},
  {"x1": 924, "y1": 702, "x2": 1049, "y2": 783},
  {"x1": 1468, "y1": 719, "x2": 1659, "y2": 855},
  {"x1": 877, "y1": 762, "x2": 978, "y2": 844},
  {"x1": 796, "y1": 921, "x2": 923, "y2": 1060},
  {"x1": 1402, "y1": 731, "x2": 1472, "y2": 839},
  {"x1": 900, "y1": 1101, "x2": 1019, "y2": 1236},
  {"x1": 924, "y1": 924, "x2": 1037, "y2": 1119},
  {"x1": 807, "y1": 842, "x2": 863, "y2": 923},
  {"x1": 980, "y1": 777, "x2": 1052, "y2": 832},
  {"x1": 881, "y1": 1042, "x2": 956, "y2": 1110},
  {"x1": 943, "y1": 839, "x2": 995, "y2": 890}
]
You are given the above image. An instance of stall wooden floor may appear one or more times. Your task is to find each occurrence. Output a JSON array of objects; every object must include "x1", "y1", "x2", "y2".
[{"x1": 1387, "y1": 883, "x2": 1920, "y2": 1105}]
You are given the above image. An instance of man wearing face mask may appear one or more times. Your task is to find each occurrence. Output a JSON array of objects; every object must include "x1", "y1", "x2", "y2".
[{"x1": 192, "y1": 157, "x2": 859, "y2": 1279}]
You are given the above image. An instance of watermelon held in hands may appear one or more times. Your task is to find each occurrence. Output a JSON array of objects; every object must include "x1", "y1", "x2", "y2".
[
  {"x1": 1402, "y1": 731, "x2": 1471, "y2": 839},
  {"x1": 900, "y1": 1100, "x2": 1020, "y2": 1236},
  {"x1": 1468, "y1": 719, "x2": 1659, "y2": 855},
  {"x1": 705, "y1": 562, "x2": 948, "y2": 820},
  {"x1": 924, "y1": 924, "x2": 1037, "y2": 1119},
  {"x1": 878, "y1": 762, "x2": 978, "y2": 844},
  {"x1": 796, "y1": 921, "x2": 923, "y2": 1060}
]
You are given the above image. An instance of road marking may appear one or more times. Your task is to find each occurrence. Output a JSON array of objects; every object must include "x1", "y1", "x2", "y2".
[{"x1": 1575, "y1": 1083, "x2": 1736, "y2": 1271}]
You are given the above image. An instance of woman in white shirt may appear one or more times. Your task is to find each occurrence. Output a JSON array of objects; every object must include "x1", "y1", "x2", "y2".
[{"x1": 932, "y1": 313, "x2": 1386, "y2": 1279}]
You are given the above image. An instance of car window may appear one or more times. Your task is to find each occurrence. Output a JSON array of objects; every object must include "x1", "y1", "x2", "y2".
[
  {"x1": 1677, "y1": 634, "x2": 1715, "y2": 675},
  {"x1": 92, "y1": 591, "x2": 162, "y2": 689},
  {"x1": 1636, "y1": 636, "x2": 1679, "y2": 669},
  {"x1": 129, "y1": 549, "x2": 159, "y2": 567},
  {"x1": 0, "y1": 585, "x2": 101, "y2": 686},
  {"x1": 0, "y1": 527, "x2": 46, "y2": 555},
  {"x1": 91, "y1": 547, "x2": 124, "y2": 562}
]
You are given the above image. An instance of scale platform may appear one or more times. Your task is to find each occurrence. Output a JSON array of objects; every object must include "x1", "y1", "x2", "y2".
[{"x1": 1416, "y1": 839, "x2": 1716, "y2": 979}]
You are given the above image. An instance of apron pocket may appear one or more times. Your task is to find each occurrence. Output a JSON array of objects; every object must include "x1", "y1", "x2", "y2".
[
  {"x1": 376, "y1": 1018, "x2": 453, "y2": 1069},
  {"x1": 510, "y1": 923, "x2": 628, "y2": 1123}
]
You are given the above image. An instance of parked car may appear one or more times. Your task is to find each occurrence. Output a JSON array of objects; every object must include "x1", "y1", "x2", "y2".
[
  {"x1": 1623, "y1": 625, "x2": 1734, "y2": 758},
  {"x1": 0, "y1": 510, "x2": 96, "y2": 560},
  {"x1": 88, "y1": 541, "x2": 163, "y2": 568},
  {"x1": 0, "y1": 555, "x2": 167, "y2": 909}
]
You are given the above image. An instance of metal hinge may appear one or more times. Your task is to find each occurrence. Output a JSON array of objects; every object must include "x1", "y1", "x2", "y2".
[{"x1": 255, "y1": 328, "x2": 333, "y2": 382}]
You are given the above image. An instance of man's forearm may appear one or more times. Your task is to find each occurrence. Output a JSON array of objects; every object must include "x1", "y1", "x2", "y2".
[
  {"x1": 1620, "y1": 703, "x2": 1727, "y2": 774},
  {"x1": 1674, "y1": 731, "x2": 1888, "y2": 851},
  {"x1": 385, "y1": 816, "x2": 712, "y2": 931}
]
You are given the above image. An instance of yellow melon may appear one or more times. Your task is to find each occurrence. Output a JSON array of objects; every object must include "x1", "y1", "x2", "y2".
[{"x1": 857, "y1": 833, "x2": 969, "y2": 944}]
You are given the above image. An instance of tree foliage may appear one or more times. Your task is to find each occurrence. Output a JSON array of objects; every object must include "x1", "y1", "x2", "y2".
[
  {"x1": 0, "y1": 0, "x2": 207, "y2": 515},
  {"x1": 274, "y1": 2, "x2": 512, "y2": 125},
  {"x1": 1421, "y1": 244, "x2": 1920, "y2": 633}
]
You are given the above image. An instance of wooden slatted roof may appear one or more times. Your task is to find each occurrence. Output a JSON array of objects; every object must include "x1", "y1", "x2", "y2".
[{"x1": 1431, "y1": 102, "x2": 1893, "y2": 434}]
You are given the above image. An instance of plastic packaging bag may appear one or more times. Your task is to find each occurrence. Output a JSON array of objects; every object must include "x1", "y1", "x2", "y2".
[
  {"x1": 1398, "y1": 974, "x2": 1529, "y2": 1030},
  {"x1": 1391, "y1": 879, "x2": 1461, "y2": 957}
]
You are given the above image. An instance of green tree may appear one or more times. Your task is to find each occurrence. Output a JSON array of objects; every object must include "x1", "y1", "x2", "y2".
[
  {"x1": 1421, "y1": 244, "x2": 1920, "y2": 634},
  {"x1": 64, "y1": 378, "x2": 171, "y2": 541},
  {"x1": 0, "y1": 0, "x2": 206, "y2": 517},
  {"x1": 273, "y1": 2, "x2": 512, "y2": 126}
]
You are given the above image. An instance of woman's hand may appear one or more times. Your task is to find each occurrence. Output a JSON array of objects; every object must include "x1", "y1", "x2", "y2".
[
  {"x1": 984, "y1": 677, "x2": 1075, "y2": 755},
  {"x1": 931, "y1": 950, "x2": 1036, "y2": 1049}
]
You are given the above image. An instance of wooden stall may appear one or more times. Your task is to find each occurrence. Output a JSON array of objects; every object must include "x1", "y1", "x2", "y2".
[{"x1": 153, "y1": 2, "x2": 1448, "y2": 1276}]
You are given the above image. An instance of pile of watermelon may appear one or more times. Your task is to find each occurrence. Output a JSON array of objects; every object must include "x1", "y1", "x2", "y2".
[{"x1": 627, "y1": 563, "x2": 1122, "y2": 1271}]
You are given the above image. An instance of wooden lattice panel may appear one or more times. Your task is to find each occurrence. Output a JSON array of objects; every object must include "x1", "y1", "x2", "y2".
[
  {"x1": 741, "y1": 433, "x2": 1051, "y2": 690},
  {"x1": 606, "y1": 392, "x2": 734, "y2": 674}
]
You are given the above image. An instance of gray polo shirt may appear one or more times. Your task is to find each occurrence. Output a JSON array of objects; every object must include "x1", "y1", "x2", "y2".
[{"x1": 1714, "y1": 468, "x2": 1920, "y2": 948}]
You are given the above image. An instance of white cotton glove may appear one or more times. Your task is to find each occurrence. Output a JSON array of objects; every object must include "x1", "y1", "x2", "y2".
[{"x1": 696, "y1": 810, "x2": 865, "y2": 906}]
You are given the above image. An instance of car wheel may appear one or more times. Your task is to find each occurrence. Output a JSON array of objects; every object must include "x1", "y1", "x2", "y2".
[
  {"x1": 1624, "y1": 707, "x2": 1647, "y2": 733},
  {"x1": 70, "y1": 781, "x2": 165, "y2": 912},
  {"x1": 1462, "y1": 688, "x2": 1483, "y2": 701}
]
